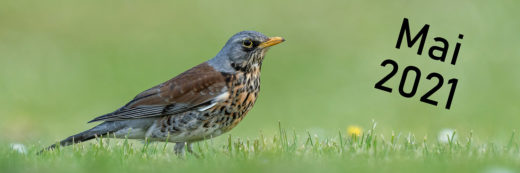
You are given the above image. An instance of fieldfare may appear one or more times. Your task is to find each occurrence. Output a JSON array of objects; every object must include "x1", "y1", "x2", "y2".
[{"x1": 42, "y1": 31, "x2": 285, "y2": 155}]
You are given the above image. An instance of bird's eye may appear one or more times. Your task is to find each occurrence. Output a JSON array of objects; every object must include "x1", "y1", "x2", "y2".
[{"x1": 242, "y1": 39, "x2": 253, "y2": 48}]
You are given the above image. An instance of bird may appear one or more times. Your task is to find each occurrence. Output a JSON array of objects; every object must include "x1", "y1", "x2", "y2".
[{"x1": 41, "y1": 31, "x2": 284, "y2": 155}]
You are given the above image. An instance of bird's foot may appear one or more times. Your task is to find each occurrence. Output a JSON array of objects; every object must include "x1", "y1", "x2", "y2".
[
  {"x1": 186, "y1": 142, "x2": 201, "y2": 158},
  {"x1": 174, "y1": 142, "x2": 201, "y2": 158}
]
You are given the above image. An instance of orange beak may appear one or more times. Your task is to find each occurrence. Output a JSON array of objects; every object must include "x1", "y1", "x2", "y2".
[{"x1": 259, "y1": 37, "x2": 285, "y2": 48}]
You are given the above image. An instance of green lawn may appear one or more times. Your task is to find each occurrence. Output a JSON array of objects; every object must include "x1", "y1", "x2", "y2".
[
  {"x1": 3, "y1": 122, "x2": 520, "y2": 173},
  {"x1": 1, "y1": 0, "x2": 519, "y2": 172}
]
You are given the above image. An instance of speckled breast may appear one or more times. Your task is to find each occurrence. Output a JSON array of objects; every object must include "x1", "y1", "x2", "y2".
[
  {"x1": 210, "y1": 67, "x2": 261, "y2": 132},
  {"x1": 153, "y1": 67, "x2": 261, "y2": 142}
]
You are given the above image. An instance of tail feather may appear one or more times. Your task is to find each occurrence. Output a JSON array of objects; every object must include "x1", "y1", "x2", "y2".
[
  {"x1": 42, "y1": 130, "x2": 98, "y2": 152},
  {"x1": 39, "y1": 122, "x2": 121, "y2": 154}
]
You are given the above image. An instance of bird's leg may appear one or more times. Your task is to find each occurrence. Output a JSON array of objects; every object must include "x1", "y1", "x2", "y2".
[
  {"x1": 186, "y1": 142, "x2": 200, "y2": 158},
  {"x1": 174, "y1": 142, "x2": 185, "y2": 156}
]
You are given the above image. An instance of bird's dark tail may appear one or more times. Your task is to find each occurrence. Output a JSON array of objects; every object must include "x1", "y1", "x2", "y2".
[{"x1": 39, "y1": 122, "x2": 122, "y2": 154}]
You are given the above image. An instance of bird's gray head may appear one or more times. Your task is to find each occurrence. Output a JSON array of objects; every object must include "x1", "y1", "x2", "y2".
[{"x1": 208, "y1": 31, "x2": 284, "y2": 73}]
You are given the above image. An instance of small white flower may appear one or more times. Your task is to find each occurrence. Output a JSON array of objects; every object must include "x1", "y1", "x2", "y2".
[
  {"x1": 438, "y1": 129, "x2": 457, "y2": 143},
  {"x1": 10, "y1": 143, "x2": 27, "y2": 154}
]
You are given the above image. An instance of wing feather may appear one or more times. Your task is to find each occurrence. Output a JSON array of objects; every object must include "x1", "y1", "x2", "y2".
[{"x1": 88, "y1": 62, "x2": 229, "y2": 123}]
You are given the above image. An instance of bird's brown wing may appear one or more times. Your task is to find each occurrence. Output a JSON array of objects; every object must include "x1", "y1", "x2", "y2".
[{"x1": 88, "y1": 62, "x2": 228, "y2": 123}]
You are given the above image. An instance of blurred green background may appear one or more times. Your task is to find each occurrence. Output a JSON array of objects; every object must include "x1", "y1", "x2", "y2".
[{"x1": 0, "y1": 0, "x2": 518, "y2": 144}]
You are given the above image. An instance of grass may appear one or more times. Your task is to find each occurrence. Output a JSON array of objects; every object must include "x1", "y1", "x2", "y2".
[
  {"x1": 2, "y1": 121, "x2": 520, "y2": 173},
  {"x1": 1, "y1": 0, "x2": 519, "y2": 172}
]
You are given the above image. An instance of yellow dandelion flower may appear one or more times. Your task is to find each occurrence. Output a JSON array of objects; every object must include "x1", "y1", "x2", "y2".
[{"x1": 347, "y1": 126, "x2": 362, "y2": 136}]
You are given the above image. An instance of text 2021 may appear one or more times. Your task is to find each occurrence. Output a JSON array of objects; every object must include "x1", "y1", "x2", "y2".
[{"x1": 374, "y1": 59, "x2": 457, "y2": 109}]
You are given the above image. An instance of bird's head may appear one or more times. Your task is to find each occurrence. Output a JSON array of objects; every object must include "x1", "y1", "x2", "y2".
[{"x1": 210, "y1": 31, "x2": 284, "y2": 72}]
